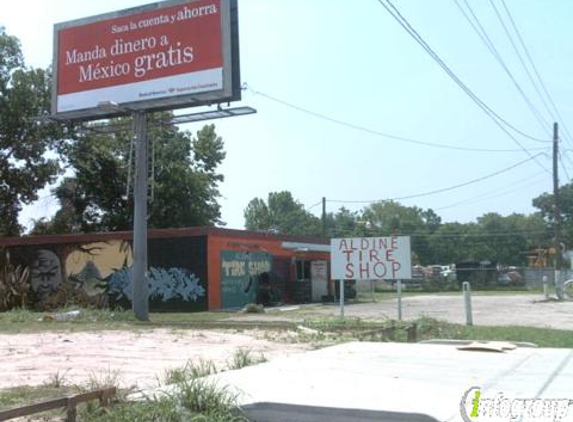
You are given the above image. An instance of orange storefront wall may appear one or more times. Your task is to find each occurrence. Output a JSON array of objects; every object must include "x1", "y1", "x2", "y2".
[{"x1": 206, "y1": 233, "x2": 329, "y2": 310}]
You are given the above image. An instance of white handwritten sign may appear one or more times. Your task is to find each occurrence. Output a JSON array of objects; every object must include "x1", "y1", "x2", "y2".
[{"x1": 330, "y1": 236, "x2": 412, "y2": 280}]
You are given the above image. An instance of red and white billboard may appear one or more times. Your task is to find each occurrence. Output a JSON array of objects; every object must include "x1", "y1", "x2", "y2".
[{"x1": 52, "y1": 0, "x2": 240, "y2": 120}]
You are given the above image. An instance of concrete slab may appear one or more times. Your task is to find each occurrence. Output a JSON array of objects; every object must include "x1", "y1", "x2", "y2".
[{"x1": 210, "y1": 342, "x2": 573, "y2": 422}]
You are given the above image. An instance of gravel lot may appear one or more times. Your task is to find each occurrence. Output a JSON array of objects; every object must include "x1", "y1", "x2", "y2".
[{"x1": 306, "y1": 293, "x2": 573, "y2": 329}]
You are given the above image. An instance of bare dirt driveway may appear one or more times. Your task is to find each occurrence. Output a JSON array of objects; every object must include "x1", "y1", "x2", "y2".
[{"x1": 0, "y1": 329, "x2": 311, "y2": 390}]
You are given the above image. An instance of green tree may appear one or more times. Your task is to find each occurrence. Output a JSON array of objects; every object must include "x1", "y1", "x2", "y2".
[
  {"x1": 361, "y1": 201, "x2": 426, "y2": 235},
  {"x1": 34, "y1": 121, "x2": 226, "y2": 233},
  {"x1": 244, "y1": 191, "x2": 322, "y2": 236},
  {"x1": 0, "y1": 28, "x2": 61, "y2": 235},
  {"x1": 533, "y1": 183, "x2": 573, "y2": 248},
  {"x1": 428, "y1": 222, "x2": 473, "y2": 264},
  {"x1": 427, "y1": 213, "x2": 549, "y2": 266},
  {"x1": 360, "y1": 201, "x2": 440, "y2": 264},
  {"x1": 325, "y1": 207, "x2": 366, "y2": 237}
]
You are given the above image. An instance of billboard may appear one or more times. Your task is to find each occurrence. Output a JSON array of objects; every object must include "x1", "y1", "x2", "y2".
[
  {"x1": 52, "y1": 0, "x2": 240, "y2": 120},
  {"x1": 331, "y1": 236, "x2": 412, "y2": 281}
]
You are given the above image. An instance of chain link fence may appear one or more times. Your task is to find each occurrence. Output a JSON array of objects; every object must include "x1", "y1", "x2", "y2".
[{"x1": 354, "y1": 265, "x2": 573, "y2": 293}]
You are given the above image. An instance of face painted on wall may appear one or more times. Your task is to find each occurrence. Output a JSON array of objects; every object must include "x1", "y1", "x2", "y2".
[{"x1": 31, "y1": 249, "x2": 63, "y2": 299}]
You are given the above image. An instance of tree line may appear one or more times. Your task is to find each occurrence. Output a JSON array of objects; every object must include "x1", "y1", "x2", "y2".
[{"x1": 244, "y1": 191, "x2": 566, "y2": 267}]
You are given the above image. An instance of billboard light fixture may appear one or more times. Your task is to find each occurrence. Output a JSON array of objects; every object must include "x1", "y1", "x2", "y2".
[
  {"x1": 97, "y1": 100, "x2": 124, "y2": 113},
  {"x1": 78, "y1": 106, "x2": 257, "y2": 134}
]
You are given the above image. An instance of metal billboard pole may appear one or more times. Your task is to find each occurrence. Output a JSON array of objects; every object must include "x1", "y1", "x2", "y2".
[
  {"x1": 132, "y1": 111, "x2": 149, "y2": 321},
  {"x1": 72, "y1": 105, "x2": 256, "y2": 322}
]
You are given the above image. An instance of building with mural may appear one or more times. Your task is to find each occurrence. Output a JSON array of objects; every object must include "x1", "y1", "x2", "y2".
[{"x1": 0, "y1": 228, "x2": 330, "y2": 311}]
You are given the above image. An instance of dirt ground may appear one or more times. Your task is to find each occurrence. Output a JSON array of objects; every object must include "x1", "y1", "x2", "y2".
[
  {"x1": 1, "y1": 294, "x2": 571, "y2": 392},
  {"x1": 0, "y1": 329, "x2": 311, "y2": 390}
]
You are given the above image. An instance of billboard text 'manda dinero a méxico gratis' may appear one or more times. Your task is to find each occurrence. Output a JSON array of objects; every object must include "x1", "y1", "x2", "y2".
[{"x1": 52, "y1": 0, "x2": 239, "y2": 119}]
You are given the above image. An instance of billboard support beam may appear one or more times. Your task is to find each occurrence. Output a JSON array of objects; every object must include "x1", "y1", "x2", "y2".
[{"x1": 133, "y1": 110, "x2": 149, "y2": 321}]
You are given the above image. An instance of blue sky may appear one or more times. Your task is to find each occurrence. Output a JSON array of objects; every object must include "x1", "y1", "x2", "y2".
[{"x1": 3, "y1": 0, "x2": 572, "y2": 230}]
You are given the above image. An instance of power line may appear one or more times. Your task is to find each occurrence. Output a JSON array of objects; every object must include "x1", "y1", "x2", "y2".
[
  {"x1": 376, "y1": 0, "x2": 551, "y2": 174},
  {"x1": 561, "y1": 150, "x2": 573, "y2": 171},
  {"x1": 247, "y1": 86, "x2": 548, "y2": 154},
  {"x1": 488, "y1": 0, "x2": 551, "y2": 118},
  {"x1": 558, "y1": 151, "x2": 571, "y2": 182},
  {"x1": 377, "y1": 0, "x2": 548, "y2": 144},
  {"x1": 436, "y1": 171, "x2": 547, "y2": 211},
  {"x1": 412, "y1": 230, "x2": 548, "y2": 238},
  {"x1": 327, "y1": 152, "x2": 547, "y2": 204},
  {"x1": 330, "y1": 226, "x2": 549, "y2": 238},
  {"x1": 306, "y1": 200, "x2": 323, "y2": 211},
  {"x1": 500, "y1": 0, "x2": 573, "y2": 149},
  {"x1": 453, "y1": 0, "x2": 550, "y2": 134}
]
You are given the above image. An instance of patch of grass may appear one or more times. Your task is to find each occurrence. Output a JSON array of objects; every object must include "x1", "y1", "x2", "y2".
[
  {"x1": 295, "y1": 317, "x2": 414, "y2": 345},
  {"x1": 164, "y1": 359, "x2": 218, "y2": 385},
  {"x1": 301, "y1": 316, "x2": 371, "y2": 331},
  {"x1": 0, "y1": 307, "x2": 238, "y2": 334},
  {"x1": 242, "y1": 303, "x2": 265, "y2": 313},
  {"x1": 80, "y1": 397, "x2": 183, "y2": 422},
  {"x1": 80, "y1": 371, "x2": 246, "y2": 422},
  {"x1": 149, "y1": 311, "x2": 234, "y2": 324},
  {"x1": 0, "y1": 384, "x2": 75, "y2": 410},
  {"x1": 228, "y1": 348, "x2": 267, "y2": 370},
  {"x1": 175, "y1": 378, "x2": 247, "y2": 421},
  {"x1": 414, "y1": 316, "x2": 573, "y2": 348},
  {"x1": 86, "y1": 368, "x2": 123, "y2": 391},
  {"x1": 43, "y1": 369, "x2": 70, "y2": 389},
  {"x1": 292, "y1": 315, "x2": 573, "y2": 348},
  {"x1": 0, "y1": 307, "x2": 138, "y2": 334}
]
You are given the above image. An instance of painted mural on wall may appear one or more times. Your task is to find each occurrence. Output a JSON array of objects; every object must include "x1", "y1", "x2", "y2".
[
  {"x1": 220, "y1": 251, "x2": 272, "y2": 309},
  {"x1": 66, "y1": 241, "x2": 133, "y2": 297},
  {"x1": 108, "y1": 266, "x2": 205, "y2": 303},
  {"x1": 9, "y1": 236, "x2": 208, "y2": 312},
  {"x1": 31, "y1": 249, "x2": 64, "y2": 300}
]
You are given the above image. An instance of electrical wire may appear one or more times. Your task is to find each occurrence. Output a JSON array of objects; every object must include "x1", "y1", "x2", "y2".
[
  {"x1": 375, "y1": 0, "x2": 551, "y2": 174},
  {"x1": 558, "y1": 151, "x2": 571, "y2": 182},
  {"x1": 377, "y1": 0, "x2": 548, "y2": 143},
  {"x1": 562, "y1": 150, "x2": 573, "y2": 170},
  {"x1": 247, "y1": 86, "x2": 548, "y2": 154},
  {"x1": 329, "y1": 226, "x2": 549, "y2": 238},
  {"x1": 306, "y1": 200, "x2": 323, "y2": 211},
  {"x1": 327, "y1": 152, "x2": 547, "y2": 204},
  {"x1": 453, "y1": 0, "x2": 550, "y2": 134},
  {"x1": 500, "y1": 0, "x2": 573, "y2": 148},
  {"x1": 436, "y1": 172, "x2": 547, "y2": 211}
]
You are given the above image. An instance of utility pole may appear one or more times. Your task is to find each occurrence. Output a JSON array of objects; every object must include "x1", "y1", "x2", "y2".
[
  {"x1": 322, "y1": 197, "x2": 327, "y2": 237},
  {"x1": 553, "y1": 122, "x2": 563, "y2": 299}
]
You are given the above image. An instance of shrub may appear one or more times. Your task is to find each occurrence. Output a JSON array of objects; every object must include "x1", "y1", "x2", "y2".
[{"x1": 0, "y1": 250, "x2": 31, "y2": 311}]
